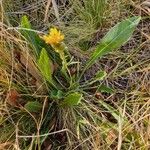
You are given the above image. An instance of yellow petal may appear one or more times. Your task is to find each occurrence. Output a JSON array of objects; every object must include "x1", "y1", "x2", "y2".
[{"x1": 42, "y1": 27, "x2": 64, "y2": 45}]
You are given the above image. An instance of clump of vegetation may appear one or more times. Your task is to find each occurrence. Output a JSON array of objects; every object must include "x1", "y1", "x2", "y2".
[{"x1": 0, "y1": 0, "x2": 150, "y2": 149}]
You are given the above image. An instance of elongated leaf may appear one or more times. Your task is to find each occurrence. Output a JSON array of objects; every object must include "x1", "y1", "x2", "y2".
[
  {"x1": 84, "y1": 16, "x2": 141, "y2": 71},
  {"x1": 38, "y1": 48, "x2": 53, "y2": 83},
  {"x1": 24, "y1": 101, "x2": 42, "y2": 113},
  {"x1": 20, "y1": 15, "x2": 44, "y2": 56},
  {"x1": 62, "y1": 92, "x2": 83, "y2": 107}
]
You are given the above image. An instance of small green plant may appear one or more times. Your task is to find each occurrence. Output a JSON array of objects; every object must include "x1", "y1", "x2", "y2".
[
  {"x1": 0, "y1": 15, "x2": 141, "y2": 149},
  {"x1": 20, "y1": 15, "x2": 140, "y2": 104},
  {"x1": 19, "y1": 15, "x2": 140, "y2": 147}
]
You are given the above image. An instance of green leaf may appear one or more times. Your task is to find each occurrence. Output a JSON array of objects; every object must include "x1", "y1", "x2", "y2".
[
  {"x1": 95, "y1": 71, "x2": 107, "y2": 80},
  {"x1": 98, "y1": 85, "x2": 114, "y2": 94},
  {"x1": 21, "y1": 15, "x2": 31, "y2": 28},
  {"x1": 38, "y1": 48, "x2": 53, "y2": 82},
  {"x1": 82, "y1": 16, "x2": 141, "y2": 75},
  {"x1": 24, "y1": 101, "x2": 42, "y2": 113},
  {"x1": 50, "y1": 90, "x2": 64, "y2": 99},
  {"x1": 20, "y1": 15, "x2": 44, "y2": 56},
  {"x1": 62, "y1": 92, "x2": 83, "y2": 107}
]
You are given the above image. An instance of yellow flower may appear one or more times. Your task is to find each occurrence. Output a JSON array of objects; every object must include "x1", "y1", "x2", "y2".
[{"x1": 42, "y1": 27, "x2": 64, "y2": 45}]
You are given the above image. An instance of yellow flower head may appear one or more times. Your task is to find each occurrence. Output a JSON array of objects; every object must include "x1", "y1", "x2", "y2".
[{"x1": 42, "y1": 27, "x2": 64, "y2": 45}]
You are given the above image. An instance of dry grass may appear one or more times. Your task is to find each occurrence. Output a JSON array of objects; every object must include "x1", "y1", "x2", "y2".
[{"x1": 0, "y1": 0, "x2": 150, "y2": 149}]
